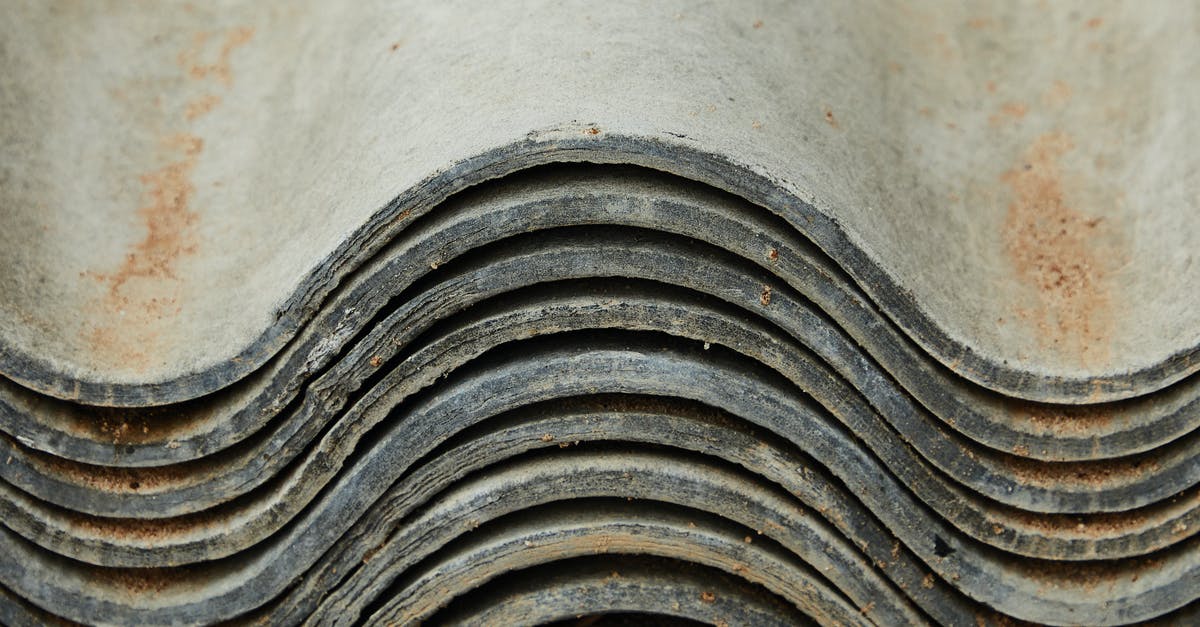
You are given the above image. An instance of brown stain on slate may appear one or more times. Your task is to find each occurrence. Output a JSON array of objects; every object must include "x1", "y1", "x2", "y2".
[
  {"x1": 1006, "y1": 400, "x2": 1115, "y2": 439},
  {"x1": 178, "y1": 26, "x2": 255, "y2": 86},
  {"x1": 184, "y1": 93, "x2": 222, "y2": 120},
  {"x1": 988, "y1": 101, "x2": 1028, "y2": 126},
  {"x1": 823, "y1": 106, "x2": 839, "y2": 129},
  {"x1": 1041, "y1": 80, "x2": 1073, "y2": 109},
  {"x1": 106, "y1": 134, "x2": 203, "y2": 297},
  {"x1": 136, "y1": 135, "x2": 204, "y2": 268},
  {"x1": 1002, "y1": 132, "x2": 1120, "y2": 364},
  {"x1": 87, "y1": 134, "x2": 204, "y2": 367},
  {"x1": 84, "y1": 25, "x2": 254, "y2": 369}
]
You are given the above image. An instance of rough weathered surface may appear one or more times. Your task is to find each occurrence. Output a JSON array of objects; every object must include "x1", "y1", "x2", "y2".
[
  {"x1": 2, "y1": 0, "x2": 1197, "y2": 403},
  {"x1": 0, "y1": 2, "x2": 1197, "y2": 626}
]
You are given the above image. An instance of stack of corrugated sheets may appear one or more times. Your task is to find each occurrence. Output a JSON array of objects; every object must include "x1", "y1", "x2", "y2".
[{"x1": 1, "y1": 2, "x2": 1198, "y2": 625}]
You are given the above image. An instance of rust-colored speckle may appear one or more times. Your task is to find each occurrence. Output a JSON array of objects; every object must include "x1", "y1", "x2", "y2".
[
  {"x1": 1027, "y1": 555, "x2": 1161, "y2": 593},
  {"x1": 967, "y1": 18, "x2": 994, "y2": 30},
  {"x1": 1041, "y1": 80, "x2": 1073, "y2": 108},
  {"x1": 766, "y1": 248, "x2": 778, "y2": 262},
  {"x1": 921, "y1": 573, "x2": 935, "y2": 589},
  {"x1": 1007, "y1": 401, "x2": 1115, "y2": 436},
  {"x1": 86, "y1": 133, "x2": 204, "y2": 367},
  {"x1": 752, "y1": 19, "x2": 763, "y2": 29},
  {"x1": 823, "y1": 107, "x2": 839, "y2": 129},
  {"x1": 1002, "y1": 132, "x2": 1121, "y2": 363},
  {"x1": 113, "y1": 134, "x2": 203, "y2": 294},
  {"x1": 362, "y1": 544, "x2": 382, "y2": 564},
  {"x1": 369, "y1": 355, "x2": 383, "y2": 368},
  {"x1": 93, "y1": 566, "x2": 189, "y2": 596},
  {"x1": 540, "y1": 433, "x2": 555, "y2": 443},
  {"x1": 931, "y1": 32, "x2": 956, "y2": 61},
  {"x1": 986, "y1": 80, "x2": 997, "y2": 94},
  {"x1": 988, "y1": 101, "x2": 1028, "y2": 126},
  {"x1": 1086, "y1": 17, "x2": 1104, "y2": 29},
  {"x1": 178, "y1": 26, "x2": 255, "y2": 86},
  {"x1": 84, "y1": 25, "x2": 257, "y2": 369},
  {"x1": 1004, "y1": 439, "x2": 1159, "y2": 489},
  {"x1": 759, "y1": 285, "x2": 772, "y2": 306},
  {"x1": 700, "y1": 591, "x2": 716, "y2": 604},
  {"x1": 583, "y1": 126, "x2": 601, "y2": 135},
  {"x1": 184, "y1": 94, "x2": 222, "y2": 121}
]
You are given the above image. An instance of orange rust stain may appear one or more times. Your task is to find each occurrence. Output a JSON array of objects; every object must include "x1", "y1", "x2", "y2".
[
  {"x1": 823, "y1": 107, "x2": 839, "y2": 129},
  {"x1": 183, "y1": 93, "x2": 222, "y2": 121},
  {"x1": 86, "y1": 134, "x2": 203, "y2": 368},
  {"x1": 966, "y1": 17, "x2": 994, "y2": 30},
  {"x1": 752, "y1": 19, "x2": 763, "y2": 29},
  {"x1": 1007, "y1": 400, "x2": 1115, "y2": 437},
  {"x1": 583, "y1": 126, "x2": 602, "y2": 135},
  {"x1": 988, "y1": 101, "x2": 1028, "y2": 126},
  {"x1": 388, "y1": 208, "x2": 413, "y2": 226},
  {"x1": 178, "y1": 32, "x2": 211, "y2": 79},
  {"x1": 985, "y1": 80, "x2": 997, "y2": 94},
  {"x1": 1002, "y1": 132, "x2": 1120, "y2": 362},
  {"x1": 1086, "y1": 17, "x2": 1104, "y2": 29},
  {"x1": 178, "y1": 26, "x2": 255, "y2": 86},
  {"x1": 932, "y1": 32, "x2": 955, "y2": 61},
  {"x1": 84, "y1": 25, "x2": 257, "y2": 368},
  {"x1": 1041, "y1": 80, "x2": 1073, "y2": 109},
  {"x1": 1004, "y1": 450, "x2": 1161, "y2": 491},
  {"x1": 121, "y1": 134, "x2": 203, "y2": 291}
]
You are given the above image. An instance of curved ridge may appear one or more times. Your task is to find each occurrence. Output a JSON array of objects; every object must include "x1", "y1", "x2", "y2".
[
  {"x1": 2, "y1": 4, "x2": 1198, "y2": 623},
  {"x1": 3, "y1": 136, "x2": 1197, "y2": 406},
  {"x1": 1, "y1": 164, "x2": 1198, "y2": 624}
]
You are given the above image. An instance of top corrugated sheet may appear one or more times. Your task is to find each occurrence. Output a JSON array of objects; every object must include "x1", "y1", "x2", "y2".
[{"x1": 1, "y1": 0, "x2": 1197, "y2": 405}]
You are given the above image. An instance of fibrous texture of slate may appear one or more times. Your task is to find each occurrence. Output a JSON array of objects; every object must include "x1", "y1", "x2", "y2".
[{"x1": 0, "y1": 1, "x2": 1197, "y2": 625}]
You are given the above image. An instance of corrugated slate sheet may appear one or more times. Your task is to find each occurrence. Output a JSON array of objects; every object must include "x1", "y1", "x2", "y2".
[{"x1": 0, "y1": 1, "x2": 1197, "y2": 625}]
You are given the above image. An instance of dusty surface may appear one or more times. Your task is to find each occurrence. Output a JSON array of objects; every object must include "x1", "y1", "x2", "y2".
[
  {"x1": 0, "y1": 1, "x2": 1195, "y2": 399},
  {"x1": 1001, "y1": 131, "x2": 1123, "y2": 366}
]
